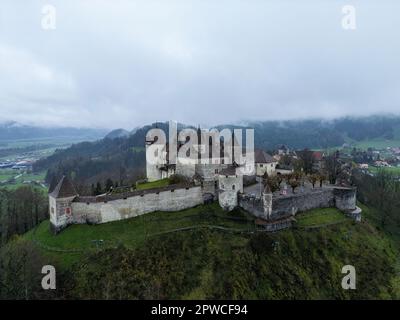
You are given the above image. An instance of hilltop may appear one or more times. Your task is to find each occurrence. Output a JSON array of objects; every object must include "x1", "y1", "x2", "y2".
[{"x1": 12, "y1": 202, "x2": 400, "y2": 299}]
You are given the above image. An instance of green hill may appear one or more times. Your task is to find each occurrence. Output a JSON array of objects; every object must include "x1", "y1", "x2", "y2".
[{"x1": 9, "y1": 202, "x2": 398, "y2": 299}]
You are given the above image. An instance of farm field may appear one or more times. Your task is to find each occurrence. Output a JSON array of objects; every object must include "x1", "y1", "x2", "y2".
[
  {"x1": 368, "y1": 166, "x2": 400, "y2": 175},
  {"x1": 0, "y1": 169, "x2": 46, "y2": 190}
]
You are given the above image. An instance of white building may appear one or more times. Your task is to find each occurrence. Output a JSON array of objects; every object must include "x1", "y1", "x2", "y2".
[{"x1": 254, "y1": 149, "x2": 278, "y2": 176}]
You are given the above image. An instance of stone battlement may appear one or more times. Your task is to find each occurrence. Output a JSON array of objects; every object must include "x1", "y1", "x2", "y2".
[
  {"x1": 49, "y1": 177, "x2": 204, "y2": 234},
  {"x1": 238, "y1": 186, "x2": 357, "y2": 222},
  {"x1": 49, "y1": 173, "x2": 359, "y2": 234}
]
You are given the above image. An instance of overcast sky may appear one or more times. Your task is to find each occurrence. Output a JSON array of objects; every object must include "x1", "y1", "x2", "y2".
[{"x1": 0, "y1": 0, "x2": 399, "y2": 129}]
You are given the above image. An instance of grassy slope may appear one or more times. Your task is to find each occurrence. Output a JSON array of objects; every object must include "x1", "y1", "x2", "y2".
[
  {"x1": 295, "y1": 207, "x2": 347, "y2": 227},
  {"x1": 136, "y1": 178, "x2": 171, "y2": 190},
  {"x1": 24, "y1": 203, "x2": 256, "y2": 267},
  {"x1": 349, "y1": 126, "x2": 400, "y2": 150},
  {"x1": 22, "y1": 203, "x2": 400, "y2": 299}
]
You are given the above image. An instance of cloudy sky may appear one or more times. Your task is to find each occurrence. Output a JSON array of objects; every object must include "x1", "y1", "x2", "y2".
[{"x1": 0, "y1": 0, "x2": 399, "y2": 129}]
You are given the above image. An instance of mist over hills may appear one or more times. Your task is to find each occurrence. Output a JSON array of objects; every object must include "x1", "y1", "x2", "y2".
[{"x1": 0, "y1": 121, "x2": 107, "y2": 141}]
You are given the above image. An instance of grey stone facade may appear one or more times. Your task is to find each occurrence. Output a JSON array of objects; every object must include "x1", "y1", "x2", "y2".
[
  {"x1": 50, "y1": 185, "x2": 204, "y2": 233},
  {"x1": 218, "y1": 173, "x2": 243, "y2": 211},
  {"x1": 238, "y1": 186, "x2": 357, "y2": 223}
]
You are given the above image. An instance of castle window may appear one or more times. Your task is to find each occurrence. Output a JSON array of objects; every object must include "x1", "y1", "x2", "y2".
[
  {"x1": 209, "y1": 136, "x2": 213, "y2": 159},
  {"x1": 65, "y1": 207, "x2": 71, "y2": 215},
  {"x1": 215, "y1": 169, "x2": 218, "y2": 174},
  {"x1": 260, "y1": 164, "x2": 263, "y2": 167},
  {"x1": 232, "y1": 185, "x2": 235, "y2": 190}
]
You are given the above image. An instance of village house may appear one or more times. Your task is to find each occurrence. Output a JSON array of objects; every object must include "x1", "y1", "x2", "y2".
[{"x1": 254, "y1": 149, "x2": 278, "y2": 176}]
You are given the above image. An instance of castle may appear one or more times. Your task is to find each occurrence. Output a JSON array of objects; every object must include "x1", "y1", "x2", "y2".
[{"x1": 48, "y1": 129, "x2": 360, "y2": 234}]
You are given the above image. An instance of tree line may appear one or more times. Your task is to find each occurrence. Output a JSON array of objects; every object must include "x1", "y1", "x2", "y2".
[
  {"x1": 0, "y1": 186, "x2": 48, "y2": 246},
  {"x1": 354, "y1": 169, "x2": 400, "y2": 229}
]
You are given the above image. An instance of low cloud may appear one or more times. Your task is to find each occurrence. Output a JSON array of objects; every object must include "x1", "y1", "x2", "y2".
[{"x1": 1, "y1": 0, "x2": 399, "y2": 129}]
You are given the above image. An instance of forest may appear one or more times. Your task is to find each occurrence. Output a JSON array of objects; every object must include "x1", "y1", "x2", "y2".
[{"x1": 0, "y1": 187, "x2": 48, "y2": 246}]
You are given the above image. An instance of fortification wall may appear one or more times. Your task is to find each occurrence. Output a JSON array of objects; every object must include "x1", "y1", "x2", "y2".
[
  {"x1": 49, "y1": 195, "x2": 76, "y2": 233},
  {"x1": 71, "y1": 186, "x2": 203, "y2": 225},
  {"x1": 238, "y1": 187, "x2": 357, "y2": 221},
  {"x1": 333, "y1": 187, "x2": 357, "y2": 212},
  {"x1": 219, "y1": 191, "x2": 238, "y2": 211},
  {"x1": 218, "y1": 175, "x2": 243, "y2": 211},
  {"x1": 196, "y1": 163, "x2": 227, "y2": 180},
  {"x1": 175, "y1": 161, "x2": 196, "y2": 178},
  {"x1": 202, "y1": 180, "x2": 217, "y2": 197},
  {"x1": 272, "y1": 189, "x2": 335, "y2": 219},
  {"x1": 238, "y1": 195, "x2": 265, "y2": 218}
]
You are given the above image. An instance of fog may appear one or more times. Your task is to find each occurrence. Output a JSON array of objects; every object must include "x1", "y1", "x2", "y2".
[{"x1": 0, "y1": 0, "x2": 399, "y2": 129}]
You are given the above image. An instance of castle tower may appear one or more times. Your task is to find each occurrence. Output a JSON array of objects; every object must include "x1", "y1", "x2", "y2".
[
  {"x1": 262, "y1": 184, "x2": 273, "y2": 220},
  {"x1": 145, "y1": 135, "x2": 164, "y2": 182},
  {"x1": 48, "y1": 176, "x2": 78, "y2": 234},
  {"x1": 218, "y1": 165, "x2": 243, "y2": 211}
]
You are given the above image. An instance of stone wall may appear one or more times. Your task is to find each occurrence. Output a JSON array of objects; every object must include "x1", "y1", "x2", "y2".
[
  {"x1": 238, "y1": 187, "x2": 357, "y2": 221},
  {"x1": 218, "y1": 175, "x2": 243, "y2": 211},
  {"x1": 49, "y1": 195, "x2": 76, "y2": 233},
  {"x1": 333, "y1": 187, "x2": 357, "y2": 212},
  {"x1": 202, "y1": 180, "x2": 217, "y2": 197},
  {"x1": 146, "y1": 162, "x2": 162, "y2": 182},
  {"x1": 238, "y1": 194, "x2": 265, "y2": 218},
  {"x1": 71, "y1": 186, "x2": 203, "y2": 225},
  {"x1": 175, "y1": 161, "x2": 196, "y2": 178},
  {"x1": 272, "y1": 189, "x2": 335, "y2": 219}
]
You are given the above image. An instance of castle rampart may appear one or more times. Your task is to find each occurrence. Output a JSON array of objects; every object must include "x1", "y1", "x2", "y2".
[
  {"x1": 71, "y1": 185, "x2": 203, "y2": 225},
  {"x1": 49, "y1": 180, "x2": 204, "y2": 233},
  {"x1": 239, "y1": 186, "x2": 357, "y2": 221}
]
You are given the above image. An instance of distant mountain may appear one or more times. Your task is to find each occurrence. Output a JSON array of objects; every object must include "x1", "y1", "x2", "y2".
[
  {"x1": 104, "y1": 129, "x2": 130, "y2": 139},
  {"x1": 0, "y1": 121, "x2": 107, "y2": 141}
]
